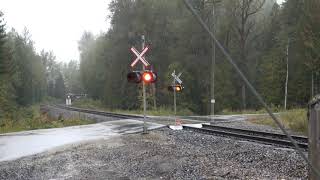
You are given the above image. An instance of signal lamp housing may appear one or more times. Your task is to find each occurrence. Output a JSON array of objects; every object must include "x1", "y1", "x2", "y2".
[
  {"x1": 127, "y1": 71, "x2": 142, "y2": 83},
  {"x1": 168, "y1": 84, "x2": 183, "y2": 92}
]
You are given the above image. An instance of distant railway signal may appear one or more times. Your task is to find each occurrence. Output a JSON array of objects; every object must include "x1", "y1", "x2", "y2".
[
  {"x1": 169, "y1": 70, "x2": 183, "y2": 126},
  {"x1": 168, "y1": 70, "x2": 183, "y2": 92},
  {"x1": 66, "y1": 95, "x2": 72, "y2": 106},
  {"x1": 168, "y1": 84, "x2": 183, "y2": 92}
]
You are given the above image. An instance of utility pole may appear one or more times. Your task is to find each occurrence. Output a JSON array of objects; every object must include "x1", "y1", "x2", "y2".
[
  {"x1": 141, "y1": 35, "x2": 148, "y2": 134},
  {"x1": 316, "y1": 72, "x2": 318, "y2": 96},
  {"x1": 173, "y1": 70, "x2": 177, "y2": 118},
  {"x1": 210, "y1": 1, "x2": 216, "y2": 124},
  {"x1": 284, "y1": 38, "x2": 289, "y2": 110},
  {"x1": 312, "y1": 71, "x2": 314, "y2": 98}
]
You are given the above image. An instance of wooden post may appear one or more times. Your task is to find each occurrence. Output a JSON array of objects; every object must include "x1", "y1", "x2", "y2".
[
  {"x1": 308, "y1": 96, "x2": 320, "y2": 180},
  {"x1": 284, "y1": 38, "x2": 289, "y2": 110}
]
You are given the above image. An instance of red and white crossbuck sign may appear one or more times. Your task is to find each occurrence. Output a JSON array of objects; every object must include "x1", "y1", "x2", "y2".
[{"x1": 130, "y1": 46, "x2": 150, "y2": 67}]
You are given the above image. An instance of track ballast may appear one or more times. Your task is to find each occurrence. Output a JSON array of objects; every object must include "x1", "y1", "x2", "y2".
[{"x1": 183, "y1": 124, "x2": 308, "y2": 150}]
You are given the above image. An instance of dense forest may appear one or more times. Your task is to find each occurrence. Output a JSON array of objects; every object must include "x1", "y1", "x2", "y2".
[
  {"x1": 0, "y1": 11, "x2": 82, "y2": 120},
  {"x1": 78, "y1": 0, "x2": 320, "y2": 114},
  {"x1": 1, "y1": 0, "x2": 320, "y2": 117}
]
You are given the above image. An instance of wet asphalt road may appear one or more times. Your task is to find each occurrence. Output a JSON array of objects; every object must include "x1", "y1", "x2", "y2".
[{"x1": 0, "y1": 119, "x2": 165, "y2": 162}]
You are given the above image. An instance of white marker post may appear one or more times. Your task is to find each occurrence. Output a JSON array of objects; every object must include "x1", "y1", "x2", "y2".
[{"x1": 66, "y1": 96, "x2": 71, "y2": 106}]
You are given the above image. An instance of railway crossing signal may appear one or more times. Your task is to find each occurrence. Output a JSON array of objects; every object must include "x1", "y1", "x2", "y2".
[
  {"x1": 127, "y1": 35, "x2": 157, "y2": 134},
  {"x1": 169, "y1": 70, "x2": 183, "y2": 126},
  {"x1": 168, "y1": 70, "x2": 183, "y2": 92}
]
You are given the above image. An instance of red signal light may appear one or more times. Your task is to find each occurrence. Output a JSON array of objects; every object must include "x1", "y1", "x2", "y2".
[
  {"x1": 142, "y1": 71, "x2": 157, "y2": 83},
  {"x1": 127, "y1": 71, "x2": 157, "y2": 84},
  {"x1": 142, "y1": 72, "x2": 152, "y2": 82}
]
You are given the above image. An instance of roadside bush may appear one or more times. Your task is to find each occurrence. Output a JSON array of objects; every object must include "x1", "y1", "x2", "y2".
[{"x1": 0, "y1": 105, "x2": 94, "y2": 134}]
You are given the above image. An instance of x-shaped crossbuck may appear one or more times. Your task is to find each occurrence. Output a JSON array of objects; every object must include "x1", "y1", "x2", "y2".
[
  {"x1": 130, "y1": 46, "x2": 150, "y2": 67},
  {"x1": 172, "y1": 70, "x2": 183, "y2": 84}
]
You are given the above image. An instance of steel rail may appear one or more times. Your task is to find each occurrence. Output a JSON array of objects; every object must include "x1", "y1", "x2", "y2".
[
  {"x1": 183, "y1": 125, "x2": 308, "y2": 150},
  {"x1": 52, "y1": 104, "x2": 143, "y2": 119},
  {"x1": 202, "y1": 124, "x2": 308, "y2": 143}
]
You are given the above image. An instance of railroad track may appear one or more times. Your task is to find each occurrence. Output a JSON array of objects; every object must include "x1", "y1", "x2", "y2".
[
  {"x1": 51, "y1": 104, "x2": 143, "y2": 120},
  {"x1": 183, "y1": 124, "x2": 308, "y2": 150},
  {"x1": 48, "y1": 105, "x2": 308, "y2": 149}
]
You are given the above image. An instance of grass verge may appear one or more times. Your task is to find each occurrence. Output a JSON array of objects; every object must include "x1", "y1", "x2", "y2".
[
  {"x1": 249, "y1": 109, "x2": 307, "y2": 135},
  {"x1": 112, "y1": 107, "x2": 194, "y2": 116},
  {"x1": 221, "y1": 109, "x2": 267, "y2": 115},
  {"x1": 72, "y1": 99, "x2": 194, "y2": 116},
  {"x1": 0, "y1": 105, "x2": 94, "y2": 134}
]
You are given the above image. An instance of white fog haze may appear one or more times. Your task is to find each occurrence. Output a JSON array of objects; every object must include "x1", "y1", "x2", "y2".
[
  {"x1": 1, "y1": 0, "x2": 284, "y2": 62},
  {"x1": 1, "y1": 0, "x2": 111, "y2": 62}
]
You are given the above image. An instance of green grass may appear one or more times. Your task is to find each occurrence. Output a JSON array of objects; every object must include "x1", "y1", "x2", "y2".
[
  {"x1": 41, "y1": 96, "x2": 63, "y2": 105},
  {"x1": 249, "y1": 109, "x2": 308, "y2": 135},
  {"x1": 112, "y1": 106, "x2": 194, "y2": 116},
  {"x1": 72, "y1": 98, "x2": 105, "y2": 110},
  {"x1": 0, "y1": 105, "x2": 94, "y2": 134},
  {"x1": 72, "y1": 99, "x2": 194, "y2": 116},
  {"x1": 220, "y1": 105, "x2": 283, "y2": 115},
  {"x1": 221, "y1": 109, "x2": 267, "y2": 115}
]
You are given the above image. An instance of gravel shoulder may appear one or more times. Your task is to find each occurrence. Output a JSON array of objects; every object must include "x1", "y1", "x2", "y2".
[
  {"x1": 215, "y1": 120, "x2": 305, "y2": 136},
  {"x1": 0, "y1": 127, "x2": 307, "y2": 180}
]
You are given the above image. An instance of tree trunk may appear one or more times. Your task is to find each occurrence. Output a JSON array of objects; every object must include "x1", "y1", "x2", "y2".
[
  {"x1": 284, "y1": 38, "x2": 289, "y2": 110},
  {"x1": 242, "y1": 84, "x2": 246, "y2": 110}
]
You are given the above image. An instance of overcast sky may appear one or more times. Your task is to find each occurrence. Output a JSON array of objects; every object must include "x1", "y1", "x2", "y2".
[
  {"x1": 1, "y1": 0, "x2": 285, "y2": 63},
  {"x1": 1, "y1": 0, "x2": 111, "y2": 62}
]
